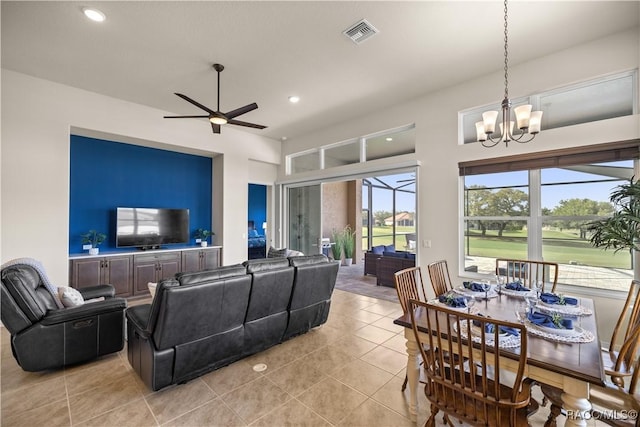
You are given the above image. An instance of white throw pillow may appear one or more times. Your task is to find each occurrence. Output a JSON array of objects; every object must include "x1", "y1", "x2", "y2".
[{"x1": 58, "y1": 286, "x2": 84, "y2": 307}]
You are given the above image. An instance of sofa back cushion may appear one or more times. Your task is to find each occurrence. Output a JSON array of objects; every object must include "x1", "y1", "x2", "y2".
[
  {"x1": 243, "y1": 259, "x2": 294, "y2": 321},
  {"x1": 1, "y1": 265, "x2": 58, "y2": 324},
  {"x1": 371, "y1": 245, "x2": 385, "y2": 255},
  {"x1": 152, "y1": 267, "x2": 251, "y2": 350},
  {"x1": 288, "y1": 255, "x2": 339, "y2": 309}
]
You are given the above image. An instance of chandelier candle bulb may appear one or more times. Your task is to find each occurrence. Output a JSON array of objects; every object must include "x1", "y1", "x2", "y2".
[
  {"x1": 528, "y1": 111, "x2": 543, "y2": 133},
  {"x1": 475, "y1": 121, "x2": 488, "y2": 142},
  {"x1": 514, "y1": 104, "x2": 532, "y2": 129},
  {"x1": 482, "y1": 111, "x2": 499, "y2": 133}
]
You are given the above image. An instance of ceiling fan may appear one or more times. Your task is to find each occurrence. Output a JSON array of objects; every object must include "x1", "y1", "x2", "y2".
[{"x1": 163, "y1": 63, "x2": 267, "y2": 134}]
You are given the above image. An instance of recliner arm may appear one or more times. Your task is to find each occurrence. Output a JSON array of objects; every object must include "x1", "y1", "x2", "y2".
[
  {"x1": 78, "y1": 284, "x2": 116, "y2": 300},
  {"x1": 41, "y1": 298, "x2": 126, "y2": 326},
  {"x1": 125, "y1": 305, "x2": 152, "y2": 339}
]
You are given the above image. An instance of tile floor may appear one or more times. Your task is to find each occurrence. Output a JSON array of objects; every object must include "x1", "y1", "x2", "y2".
[{"x1": 1, "y1": 288, "x2": 602, "y2": 426}]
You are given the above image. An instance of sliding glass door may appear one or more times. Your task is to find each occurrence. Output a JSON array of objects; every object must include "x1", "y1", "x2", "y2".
[{"x1": 288, "y1": 184, "x2": 322, "y2": 255}]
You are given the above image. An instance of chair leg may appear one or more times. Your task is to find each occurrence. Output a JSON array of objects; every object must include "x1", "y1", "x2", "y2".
[
  {"x1": 426, "y1": 405, "x2": 439, "y2": 427},
  {"x1": 402, "y1": 374, "x2": 408, "y2": 391},
  {"x1": 543, "y1": 403, "x2": 562, "y2": 427}
]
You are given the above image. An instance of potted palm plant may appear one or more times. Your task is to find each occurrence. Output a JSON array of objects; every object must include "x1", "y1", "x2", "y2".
[
  {"x1": 194, "y1": 228, "x2": 214, "y2": 247},
  {"x1": 81, "y1": 230, "x2": 106, "y2": 255},
  {"x1": 341, "y1": 225, "x2": 356, "y2": 266},
  {"x1": 588, "y1": 178, "x2": 640, "y2": 263}
]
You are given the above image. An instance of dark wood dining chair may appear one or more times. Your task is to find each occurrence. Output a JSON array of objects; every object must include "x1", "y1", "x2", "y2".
[
  {"x1": 428, "y1": 259, "x2": 454, "y2": 296},
  {"x1": 540, "y1": 280, "x2": 640, "y2": 426},
  {"x1": 495, "y1": 258, "x2": 559, "y2": 293},
  {"x1": 408, "y1": 298, "x2": 537, "y2": 426},
  {"x1": 394, "y1": 267, "x2": 427, "y2": 392}
]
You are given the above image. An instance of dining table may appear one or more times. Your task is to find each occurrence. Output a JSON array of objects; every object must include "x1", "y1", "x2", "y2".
[{"x1": 393, "y1": 287, "x2": 605, "y2": 427}]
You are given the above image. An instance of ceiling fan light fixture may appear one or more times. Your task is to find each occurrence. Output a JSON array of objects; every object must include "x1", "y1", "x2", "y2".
[
  {"x1": 210, "y1": 116, "x2": 227, "y2": 125},
  {"x1": 82, "y1": 7, "x2": 106, "y2": 22}
]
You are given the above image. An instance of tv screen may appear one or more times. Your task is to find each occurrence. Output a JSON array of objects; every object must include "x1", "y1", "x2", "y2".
[{"x1": 116, "y1": 207, "x2": 189, "y2": 249}]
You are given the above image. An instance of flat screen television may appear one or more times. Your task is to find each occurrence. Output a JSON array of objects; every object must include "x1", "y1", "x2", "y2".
[{"x1": 116, "y1": 207, "x2": 189, "y2": 249}]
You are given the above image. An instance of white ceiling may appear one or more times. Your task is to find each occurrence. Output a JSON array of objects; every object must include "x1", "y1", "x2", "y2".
[{"x1": 2, "y1": 1, "x2": 638, "y2": 142}]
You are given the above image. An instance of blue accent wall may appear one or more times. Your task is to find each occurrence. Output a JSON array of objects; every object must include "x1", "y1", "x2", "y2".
[
  {"x1": 69, "y1": 135, "x2": 212, "y2": 253},
  {"x1": 248, "y1": 184, "x2": 267, "y2": 232}
]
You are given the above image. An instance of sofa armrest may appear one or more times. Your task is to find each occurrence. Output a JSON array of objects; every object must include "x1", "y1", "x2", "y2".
[
  {"x1": 78, "y1": 284, "x2": 116, "y2": 300},
  {"x1": 41, "y1": 298, "x2": 126, "y2": 326},
  {"x1": 125, "y1": 304, "x2": 152, "y2": 339}
]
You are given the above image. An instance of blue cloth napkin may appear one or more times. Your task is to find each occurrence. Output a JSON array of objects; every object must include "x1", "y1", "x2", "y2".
[
  {"x1": 472, "y1": 315, "x2": 520, "y2": 336},
  {"x1": 527, "y1": 311, "x2": 573, "y2": 330},
  {"x1": 438, "y1": 294, "x2": 467, "y2": 308},
  {"x1": 539, "y1": 292, "x2": 578, "y2": 306},
  {"x1": 505, "y1": 282, "x2": 529, "y2": 292},
  {"x1": 463, "y1": 281, "x2": 486, "y2": 292}
]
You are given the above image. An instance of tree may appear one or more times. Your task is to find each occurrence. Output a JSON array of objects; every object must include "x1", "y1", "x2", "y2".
[
  {"x1": 551, "y1": 198, "x2": 614, "y2": 237},
  {"x1": 373, "y1": 210, "x2": 392, "y2": 226},
  {"x1": 465, "y1": 185, "x2": 528, "y2": 236}
]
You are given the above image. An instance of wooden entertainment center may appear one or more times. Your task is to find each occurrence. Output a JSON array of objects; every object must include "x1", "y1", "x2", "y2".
[{"x1": 69, "y1": 246, "x2": 222, "y2": 298}]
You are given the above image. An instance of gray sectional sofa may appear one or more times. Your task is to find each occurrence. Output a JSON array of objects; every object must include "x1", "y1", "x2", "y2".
[{"x1": 125, "y1": 254, "x2": 339, "y2": 391}]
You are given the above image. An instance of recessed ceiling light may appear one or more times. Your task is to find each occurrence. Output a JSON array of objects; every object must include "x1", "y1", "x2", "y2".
[
  {"x1": 83, "y1": 7, "x2": 106, "y2": 22},
  {"x1": 288, "y1": 96, "x2": 300, "y2": 104},
  {"x1": 281, "y1": 136, "x2": 288, "y2": 141},
  {"x1": 386, "y1": 137, "x2": 393, "y2": 142}
]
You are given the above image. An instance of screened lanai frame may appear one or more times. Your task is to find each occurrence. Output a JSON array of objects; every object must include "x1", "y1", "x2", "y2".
[{"x1": 362, "y1": 173, "x2": 416, "y2": 251}]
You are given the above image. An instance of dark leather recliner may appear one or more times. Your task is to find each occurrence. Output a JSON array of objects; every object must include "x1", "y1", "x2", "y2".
[
  {"x1": 242, "y1": 258, "x2": 294, "y2": 354},
  {"x1": 1, "y1": 263, "x2": 127, "y2": 371},
  {"x1": 284, "y1": 254, "x2": 339, "y2": 340},
  {"x1": 126, "y1": 265, "x2": 253, "y2": 391}
]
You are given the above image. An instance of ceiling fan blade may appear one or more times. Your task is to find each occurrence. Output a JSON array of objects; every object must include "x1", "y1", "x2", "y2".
[
  {"x1": 163, "y1": 115, "x2": 210, "y2": 119},
  {"x1": 225, "y1": 103, "x2": 258, "y2": 119},
  {"x1": 227, "y1": 119, "x2": 267, "y2": 129},
  {"x1": 174, "y1": 93, "x2": 216, "y2": 114},
  {"x1": 211, "y1": 123, "x2": 221, "y2": 134}
]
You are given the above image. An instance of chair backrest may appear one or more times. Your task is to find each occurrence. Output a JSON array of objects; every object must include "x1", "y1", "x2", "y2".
[
  {"x1": 611, "y1": 322, "x2": 640, "y2": 391},
  {"x1": 495, "y1": 258, "x2": 559, "y2": 293},
  {"x1": 427, "y1": 259, "x2": 453, "y2": 296},
  {"x1": 393, "y1": 267, "x2": 426, "y2": 314},
  {"x1": 609, "y1": 280, "x2": 640, "y2": 359},
  {"x1": 409, "y1": 298, "x2": 530, "y2": 426}
]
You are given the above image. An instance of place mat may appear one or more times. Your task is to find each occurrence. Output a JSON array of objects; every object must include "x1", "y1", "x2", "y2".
[
  {"x1": 454, "y1": 321, "x2": 522, "y2": 349},
  {"x1": 524, "y1": 321, "x2": 595, "y2": 343},
  {"x1": 428, "y1": 299, "x2": 480, "y2": 314},
  {"x1": 499, "y1": 288, "x2": 535, "y2": 298},
  {"x1": 453, "y1": 287, "x2": 499, "y2": 299},
  {"x1": 534, "y1": 301, "x2": 593, "y2": 317}
]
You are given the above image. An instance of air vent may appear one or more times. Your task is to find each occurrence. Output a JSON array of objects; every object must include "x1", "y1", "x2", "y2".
[{"x1": 343, "y1": 19, "x2": 379, "y2": 44}]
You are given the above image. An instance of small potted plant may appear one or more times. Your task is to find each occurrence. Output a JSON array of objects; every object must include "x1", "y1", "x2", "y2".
[
  {"x1": 194, "y1": 228, "x2": 214, "y2": 247},
  {"x1": 81, "y1": 230, "x2": 106, "y2": 255},
  {"x1": 331, "y1": 229, "x2": 343, "y2": 263},
  {"x1": 341, "y1": 225, "x2": 356, "y2": 266}
]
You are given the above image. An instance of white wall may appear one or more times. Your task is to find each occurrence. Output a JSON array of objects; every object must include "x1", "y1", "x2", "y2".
[
  {"x1": 1, "y1": 70, "x2": 281, "y2": 282},
  {"x1": 282, "y1": 28, "x2": 640, "y2": 340}
]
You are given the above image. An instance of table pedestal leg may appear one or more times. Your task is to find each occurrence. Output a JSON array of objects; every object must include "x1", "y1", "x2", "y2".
[
  {"x1": 562, "y1": 380, "x2": 591, "y2": 427},
  {"x1": 405, "y1": 330, "x2": 420, "y2": 422}
]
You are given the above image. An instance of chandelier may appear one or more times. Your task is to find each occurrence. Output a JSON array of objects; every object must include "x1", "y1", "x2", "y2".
[{"x1": 476, "y1": 0, "x2": 543, "y2": 147}]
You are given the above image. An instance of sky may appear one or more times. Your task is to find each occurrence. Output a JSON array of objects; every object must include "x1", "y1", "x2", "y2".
[{"x1": 363, "y1": 161, "x2": 633, "y2": 213}]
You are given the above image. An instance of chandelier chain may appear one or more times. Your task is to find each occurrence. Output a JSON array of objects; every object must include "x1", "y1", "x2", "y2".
[{"x1": 503, "y1": 0, "x2": 509, "y2": 100}]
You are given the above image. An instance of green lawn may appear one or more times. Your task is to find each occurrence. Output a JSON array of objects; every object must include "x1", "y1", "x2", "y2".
[
  {"x1": 464, "y1": 229, "x2": 630, "y2": 269},
  {"x1": 362, "y1": 226, "x2": 415, "y2": 249}
]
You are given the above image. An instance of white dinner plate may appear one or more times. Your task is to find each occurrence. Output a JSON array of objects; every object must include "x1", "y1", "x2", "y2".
[{"x1": 527, "y1": 321, "x2": 583, "y2": 337}]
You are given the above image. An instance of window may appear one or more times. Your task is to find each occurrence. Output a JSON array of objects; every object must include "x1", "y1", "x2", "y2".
[
  {"x1": 460, "y1": 141, "x2": 639, "y2": 291},
  {"x1": 286, "y1": 124, "x2": 415, "y2": 175},
  {"x1": 459, "y1": 70, "x2": 637, "y2": 145}
]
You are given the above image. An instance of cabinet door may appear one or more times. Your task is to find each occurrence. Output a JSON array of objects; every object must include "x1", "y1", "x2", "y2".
[
  {"x1": 133, "y1": 257, "x2": 159, "y2": 295},
  {"x1": 104, "y1": 256, "x2": 132, "y2": 297},
  {"x1": 70, "y1": 258, "x2": 104, "y2": 289},
  {"x1": 181, "y1": 250, "x2": 201, "y2": 273},
  {"x1": 202, "y1": 248, "x2": 221, "y2": 270},
  {"x1": 158, "y1": 257, "x2": 181, "y2": 281}
]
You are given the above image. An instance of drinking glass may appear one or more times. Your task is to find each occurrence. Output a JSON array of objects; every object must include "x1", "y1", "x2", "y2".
[
  {"x1": 482, "y1": 280, "x2": 491, "y2": 300},
  {"x1": 466, "y1": 296, "x2": 476, "y2": 314}
]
